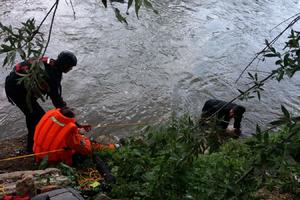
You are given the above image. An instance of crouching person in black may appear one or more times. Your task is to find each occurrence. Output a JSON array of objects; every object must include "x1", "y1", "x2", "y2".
[
  {"x1": 201, "y1": 99, "x2": 246, "y2": 138},
  {"x1": 5, "y1": 51, "x2": 77, "y2": 153}
]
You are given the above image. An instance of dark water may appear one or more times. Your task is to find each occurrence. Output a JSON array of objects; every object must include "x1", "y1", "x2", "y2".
[{"x1": 1, "y1": 0, "x2": 300, "y2": 139}]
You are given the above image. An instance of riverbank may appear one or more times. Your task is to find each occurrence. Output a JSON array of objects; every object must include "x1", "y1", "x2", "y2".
[
  {"x1": 0, "y1": 135, "x2": 37, "y2": 173},
  {"x1": 0, "y1": 130, "x2": 298, "y2": 200}
]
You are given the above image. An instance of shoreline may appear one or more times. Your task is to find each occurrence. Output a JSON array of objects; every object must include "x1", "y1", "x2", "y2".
[{"x1": 0, "y1": 135, "x2": 37, "y2": 173}]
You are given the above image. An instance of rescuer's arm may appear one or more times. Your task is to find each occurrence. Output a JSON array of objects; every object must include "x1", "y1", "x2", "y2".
[
  {"x1": 67, "y1": 127, "x2": 92, "y2": 155},
  {"x1": 75, "y1": 121, "x2": 92, "y2": 132}
]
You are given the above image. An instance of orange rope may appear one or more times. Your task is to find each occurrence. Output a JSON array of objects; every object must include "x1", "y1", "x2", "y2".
[
  {"x1": 77, "y1": 168, "x2": 102, "y2": 188},
  {"x1": 0, "y1": 184, "x2": 6, "y2": 196}
]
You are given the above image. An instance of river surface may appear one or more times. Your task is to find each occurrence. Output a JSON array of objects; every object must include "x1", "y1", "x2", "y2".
[{"x1": 1, "y1": 0, "x2": 300, "y2": 139}]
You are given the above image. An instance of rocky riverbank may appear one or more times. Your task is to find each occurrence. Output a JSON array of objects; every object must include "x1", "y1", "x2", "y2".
[
  {"x1": 0, "y1": 134, "x2": 297, "y2": 200},
  {"x1": 0, "y1": 135, "x2": 121, "y2": 200}
]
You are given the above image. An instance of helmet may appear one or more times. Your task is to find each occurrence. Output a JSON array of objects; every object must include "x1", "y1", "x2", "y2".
[
  {"x1": 60, "y1": 107, "x2": 75, "y2": 118},
  {"x1": 56, "y1": 51, "x2": 77, "y2": 67}
]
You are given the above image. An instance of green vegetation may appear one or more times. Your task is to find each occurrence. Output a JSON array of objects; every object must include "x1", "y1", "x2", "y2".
[{"x1": 95, "y1": 114, "x2": 300, "y2": 199}]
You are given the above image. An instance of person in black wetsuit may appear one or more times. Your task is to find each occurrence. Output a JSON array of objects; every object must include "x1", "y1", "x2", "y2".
[
  {"x1": 5, "y1": 51, "x2": 78, "y2": 153},
  {"x1": 201, "y1": 99, "x2": 246, "y2": 137}
]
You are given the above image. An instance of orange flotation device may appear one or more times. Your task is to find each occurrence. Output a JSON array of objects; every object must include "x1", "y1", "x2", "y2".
[{"x1": 33, "y1": 109, "x2": 77, "y2": 165}]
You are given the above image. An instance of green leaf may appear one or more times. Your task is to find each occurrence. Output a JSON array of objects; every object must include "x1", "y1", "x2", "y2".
[
  {"x1": 102, "y1": 0, "x2": 107, "y2": 8},
  {"x1": 127, "y1": 0, "x2": 134, "y2": 13},
  {"x1": 281, "y1": 105, "x2": 290, "y2": 119},
  {"x1": 278, "y1": 72, "x2": 284, "y2": 81},
  {"x1": 1, "y1": 44, "x2": 13, "y2": 52},
  {"x1": 143, "y1": 0, "x2": 158, "y2": 14},
  {"x1": 9, "y1": 51, "x2": 16, "y2": 67},
  {"x1": 283, "y1": 54, "x2": 289, "y2": 67},
  {"x1": 2, "y1": 25, "x2": 14, "y2": 35},
  {"x1": 3, "y1": 56, "x2": 8, "y2": 67},
  {"x1": 292, "y1": 116, "x2": 300, "y2": 123},
  {"x1": 270, "y1": 119, "x2": 285, "y2": 126},
  {"x1": 89, "y1": 181, "x2": 100, "y2": 188},
  {"x1": 237, "y1": 89, "x2": 244, "y2": 95},
  {"x1": 255, "y1": 124, "x2": 262, "y2": 142},
  {"x1": 247, "y1": 72, "x2": 254, "y2": 80},
  {"x1": 58, "y1": 162, "x2": 76, "y2": 181},
  {"x1": 263, "y1": 132, "x2": 269, "y2": 145},
  {"x1": 135, "y1": 0, "x2": 142, "y2": 18},
  {"x1": 38, "y1": 155, "x2": 48, "y2": 170},
  {"x1": 256, "y1": 124, "x2": 261, "y2": 135},
  {"x1": 265, "y1": 39, "x2": 270, "y2": 46},
  {"x1": 17, "y1": 48, "x2": 26, "y2": 59},
  {"x1": 275, "y1": 59, "x2": 282, "y2": 65},
  {"x1": 114, "y1": 8, "x2": 128, "y2": 24},
  {"x1": 256, "y1": 90, "x2": 261, "y2": 100},
  {"x1": 269, "y1": 47, "x2": 276, "y2": 53}
]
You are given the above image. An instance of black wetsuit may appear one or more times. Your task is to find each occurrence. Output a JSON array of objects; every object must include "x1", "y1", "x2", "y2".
[
  {"x1": 5, "y1": 58, "x2": 66, "y2": 152},
  {"x1": 201, "y1": 99, "x2": 245, "y2": 131}
]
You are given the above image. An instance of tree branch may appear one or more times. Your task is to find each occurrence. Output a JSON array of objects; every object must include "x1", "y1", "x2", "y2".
[
  {"x1": 42, "y1": 0, "x2": 59, "y2": 57},
  {"x1": 235, "y1": 15, "x2": 300, "y2": 83}
]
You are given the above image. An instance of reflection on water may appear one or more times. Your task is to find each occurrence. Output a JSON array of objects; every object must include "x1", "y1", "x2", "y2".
[{"x1": 1, "y1": 0, "x2": 300, "y2": 139}]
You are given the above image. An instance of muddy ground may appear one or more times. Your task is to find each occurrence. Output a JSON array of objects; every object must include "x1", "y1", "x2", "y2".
[{"x1": 0, "y1": 135, "x2": 37, "y2": 173}]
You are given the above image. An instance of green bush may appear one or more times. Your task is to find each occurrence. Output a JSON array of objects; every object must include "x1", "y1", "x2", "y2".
[{"x1": 95, "y1": 116, "x2": 300, "y2": 200}]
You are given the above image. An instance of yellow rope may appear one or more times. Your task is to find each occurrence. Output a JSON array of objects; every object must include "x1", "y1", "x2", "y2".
[
  {"x1": 0, "y1": 149, "x2": 64, "y2": 162},
  {"x1": 0, "y1": 121, "x2": 153, "y2": 163},
  {"x1": 77, "y1": 168, "x2": 102, "y2": 188},
  {"x1": 96, "y1": 121, "x2": 148, "y2": 128}
]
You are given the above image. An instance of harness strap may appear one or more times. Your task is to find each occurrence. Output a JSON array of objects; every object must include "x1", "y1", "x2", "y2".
[
  {"x1": 15, "y1": 63, "x2": 29, "y2": 72},
  {"x1": 15, "y1": 57, "x2": 51, "y2": 72}
]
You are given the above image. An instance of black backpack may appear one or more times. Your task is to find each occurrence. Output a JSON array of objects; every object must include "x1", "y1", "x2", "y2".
[{"x1": 31, "y1": 188, "x2": 84, "y2": 200}]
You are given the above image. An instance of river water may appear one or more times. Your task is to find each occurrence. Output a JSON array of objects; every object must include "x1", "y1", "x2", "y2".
[{"x1": 1, "y1": 0, "x2": 300, "y2": 139}]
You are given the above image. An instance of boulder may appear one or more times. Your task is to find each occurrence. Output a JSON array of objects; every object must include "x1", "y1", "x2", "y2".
[{"x1": 0, "y1": 168, "x2": 72, "y2": 198}]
